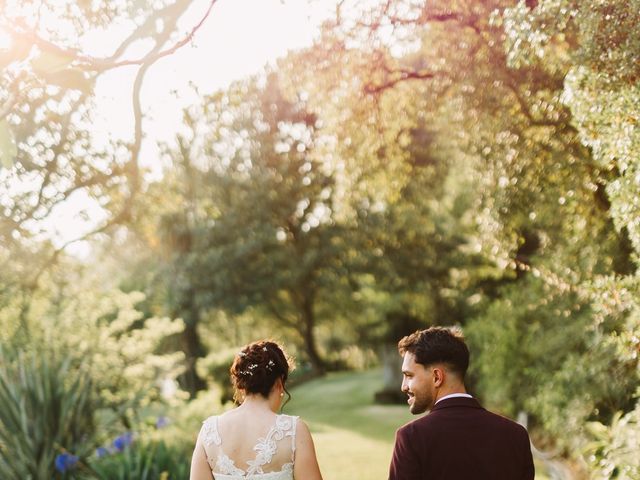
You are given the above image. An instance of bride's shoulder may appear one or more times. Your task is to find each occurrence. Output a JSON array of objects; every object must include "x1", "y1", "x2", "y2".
[
  {"x1": 275, "y1": 413, "x2": 298, "y2": 427},
  {"x1": 277, "y1": 413, "x2": 300, "y2": 421},
  {"x1": 201, "y1": 414, "x2": 220, "y2": 428},
  {"x1": 201, "y1": 410, "x2": 238, "y2": 432},
  {"x1": 199, "y1": 415, "x2": 221, "y2": 446},
  {"x1": 290, "y1": 417, "x2": 315, "y2": 448}
]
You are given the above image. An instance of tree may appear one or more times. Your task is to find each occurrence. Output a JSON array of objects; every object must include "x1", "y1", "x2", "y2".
[
  {"x1": 499, "y1": 0, "x2": 640, "y2": 471},
  {"x1": 0, "y1": 0, "x2": 217, "y2": 292},
  {"x1": 291, "y1": 0, "x2": 638, "y2": 468},
  {"x1": 149, "y1": 72, "x2": 368, "y2": 376},
  {"x1": 0, "y1": 1, "x2": 219, "y2": 397}
]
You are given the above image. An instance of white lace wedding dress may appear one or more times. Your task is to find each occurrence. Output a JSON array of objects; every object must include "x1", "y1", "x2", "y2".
[{"x1": 200, "y1": 414, "x2": 298, "y2": 479}]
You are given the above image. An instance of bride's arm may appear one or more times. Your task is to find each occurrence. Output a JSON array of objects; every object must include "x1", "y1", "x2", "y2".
[
  {"x1": 190, "y1": 433, "x2": 215, "y2": 480},
  {"x1": 293, "y1": 420, "x2": 323, "y2": 480}
]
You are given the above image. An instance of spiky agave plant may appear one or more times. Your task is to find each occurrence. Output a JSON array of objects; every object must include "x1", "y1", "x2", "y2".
[{"x1": 0, "y1": 347, "x2": 96, "y2": 478}]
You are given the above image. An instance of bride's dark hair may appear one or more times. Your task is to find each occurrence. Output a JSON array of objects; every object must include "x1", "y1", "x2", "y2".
[{"x1": 230, "y1": 340, "x2": 294, "y2": 406}]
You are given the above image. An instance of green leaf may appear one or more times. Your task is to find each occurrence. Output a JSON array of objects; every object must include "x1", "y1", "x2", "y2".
[
  {"x1": 0, "y1": 348, "x2": 96, "y2": 478},
  {"x1": 0, "y1": 119, "x2": 17, "y2": 169}
]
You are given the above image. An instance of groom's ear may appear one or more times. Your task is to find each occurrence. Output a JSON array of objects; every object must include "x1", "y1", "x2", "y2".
[{"x1": 432, "y1": 366, "x2": 445, "y2": 387}]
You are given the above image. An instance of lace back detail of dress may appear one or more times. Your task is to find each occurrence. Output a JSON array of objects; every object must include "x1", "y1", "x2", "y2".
[
  {"x1": 202, "y1": 415, "x2": 222, "y2": 447},
  {"x1": 201, "y1": 414, "x2": 298, "y2": 478}
]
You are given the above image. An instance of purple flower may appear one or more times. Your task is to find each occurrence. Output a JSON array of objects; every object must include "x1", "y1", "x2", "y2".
[
  {"x1": 55, "y1": 453, "x2": 79, "y2": 473},
  {"x1": 155, "y1": 416, "x2": 170, "y2": 429},
  {"x1": 112, "y1": 432, "x2": 133, "y2": 452},
  {"x1": 96, "y1": 446, "x2": 109, "y2": 458}
]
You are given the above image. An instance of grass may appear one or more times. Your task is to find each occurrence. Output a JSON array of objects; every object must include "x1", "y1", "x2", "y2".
[
  {"x1": 286, "y1": 369, "x2": 413, "y2": 480},
  {"x1": 286, "y1": 369, "x2": 551, "y2": 480}
]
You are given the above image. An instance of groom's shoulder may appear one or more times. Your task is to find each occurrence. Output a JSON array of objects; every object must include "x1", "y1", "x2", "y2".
[
  {"x1": 481, "y1": 408, "x2": 530, "y2": 436},
  {"x1": 396, "y1": 401, "x2": 494, "y2": 435},
  {"x1": 395, "y1": 414, "x2": 434, "y2": 438},
  {"x1": 396, "y1": 407, "x2": 529, "y2": 446}
]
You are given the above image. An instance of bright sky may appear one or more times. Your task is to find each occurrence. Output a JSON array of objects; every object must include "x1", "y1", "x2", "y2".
[
  {"x1": 93, "y1": 0, "x2": 334, "y2": 173},
  {"x1": 22, "y1": 0, "x2": 336, "y2": 253}
]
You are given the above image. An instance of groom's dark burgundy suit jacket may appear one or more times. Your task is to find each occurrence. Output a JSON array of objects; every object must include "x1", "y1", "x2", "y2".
[{"x1": 388, "y1": 397, "x2": 534, "y2": 480}]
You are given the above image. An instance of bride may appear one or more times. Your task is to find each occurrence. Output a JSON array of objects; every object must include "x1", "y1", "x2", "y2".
[{"x1": 190, "y1": 340, "x2": 323, "y2": 480}]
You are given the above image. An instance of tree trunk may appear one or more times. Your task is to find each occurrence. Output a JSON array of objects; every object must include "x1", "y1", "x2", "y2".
[
  {"x1": 373, "y1": 343, "x2": 406, "y2": 404},
  {"x1": 300, "y1": 292, "x2": 326, "y2": 375},
  {"x1": 381, "y1": 343, "x2": 403, "y2": 391},
  {"x1": 177, "y1": 293, "x2": 207, "y2": 397}
]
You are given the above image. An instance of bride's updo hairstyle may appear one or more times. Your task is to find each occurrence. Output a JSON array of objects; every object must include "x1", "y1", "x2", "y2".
[{"x1": 230, "y1": 340, "x2": 293, "y2": 405}]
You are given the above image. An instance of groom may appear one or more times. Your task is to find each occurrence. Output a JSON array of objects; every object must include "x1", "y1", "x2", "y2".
[{"x1": 388, "y1": 327, "x2": 534, "y2": 480}]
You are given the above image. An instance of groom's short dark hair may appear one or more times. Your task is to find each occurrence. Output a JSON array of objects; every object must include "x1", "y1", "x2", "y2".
[{"x1": 398, "y1": 326, "x2": 469, "y2": 379}]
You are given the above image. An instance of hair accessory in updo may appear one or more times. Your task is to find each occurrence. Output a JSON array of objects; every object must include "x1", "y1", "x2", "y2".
[{"x1": 230, "y1": 340, "x2": 293, "y2": 404}]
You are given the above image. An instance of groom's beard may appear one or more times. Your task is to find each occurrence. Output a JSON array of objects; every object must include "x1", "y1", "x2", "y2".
[{"x1": 408, "y1": 391, "x2": 433, "y2": 415}]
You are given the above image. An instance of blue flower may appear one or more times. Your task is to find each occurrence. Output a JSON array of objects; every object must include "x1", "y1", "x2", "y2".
[
  {"x1": 54, "y1": 452, "x2": 79, "y2": 473},
  {"x1": 112, "y1": 432, "x2": 134, "y2": 452},
  {"x1": 155, "y1": 416, "x2": 170, "y2": 429},
  {"x1": 95, "y1": 446, "x2": 109, "y2": 458}
]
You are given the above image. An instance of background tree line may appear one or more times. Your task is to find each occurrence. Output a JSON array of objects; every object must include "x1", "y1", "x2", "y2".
[{"x1": 1, "y1": 0, "x2": 638, "y2": 477}]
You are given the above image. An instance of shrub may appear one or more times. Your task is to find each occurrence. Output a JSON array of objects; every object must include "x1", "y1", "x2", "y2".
[
  {"x1": 0, "y1": 348, "x2": 95, "y2": 479},
  {"x1": 583, "y1": 400, "x2": 640, "y2": 480},
  {"x1": 90, "y1": 439, "x2": 190, "y2": 479},
  {"x1": 197, "y1": 347, "x2": 238, "y2": 404}
]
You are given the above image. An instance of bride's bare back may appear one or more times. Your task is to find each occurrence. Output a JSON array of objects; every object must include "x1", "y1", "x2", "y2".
[
  {"x1": 191, "y1": 407, "x2": 322, "y2": 480},
  {"x1": 204, "y1": 410, "x2": 297, "y2": 478},
  {"x1": 189, "y1": 340, "x2": 322, "y2": 480}
]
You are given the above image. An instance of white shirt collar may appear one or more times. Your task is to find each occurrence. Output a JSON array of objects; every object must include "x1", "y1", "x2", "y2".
[{"x1": 435, "y1": 393, "x2": 473, "y2": 404}]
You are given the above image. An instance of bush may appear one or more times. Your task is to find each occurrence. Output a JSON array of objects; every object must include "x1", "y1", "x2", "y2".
[
  {"x1": 583, "y1": 400, "x2": 640, "y2": 480},
  {"x1": 197, "y1": 347, "x2": 238, "y2": 404},
  {"x1": 0, "y1": 348, "x2": 96, "y2": 479},
  {"x1": 90, "y1": 439, "x2": 190, "y2": 479}
]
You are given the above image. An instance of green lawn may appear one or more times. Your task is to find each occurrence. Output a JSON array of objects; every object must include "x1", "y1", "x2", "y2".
[
  {"x1": 286, "y1": 369, "x2": 413, "y2": 479},
  {"x1": 286, "y1": 369, "x2": 551, "y2": 480}
]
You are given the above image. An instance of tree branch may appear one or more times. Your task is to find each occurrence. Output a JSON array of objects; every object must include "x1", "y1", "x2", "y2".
[
  {"x1": 26, "y1": 208, "x2": 129, "y2": 288},
  {"x1": 265, "y1": 299, "x2": 298, "y2": 329},
  {"x1": 364, "y1": 68, "x2": 441, "y2": 95},
  {"x1": 23, "y1": 93, "x2": 90, "y2": 221},
  {"x1": 348, "y1": 6, "x2": 481, "y2": 95},
  {"x1": 0, "y1": 0, "x2": 226, "y2": 293},
  {"x1": 354, "y1": 8, "x2": 481, "y2": 35},
  {"x1": 397, "y1": 11, "x2": 480, "y2": 33},
  {"x1": 7, "y1": 0, "x2": 218, "y2": 74},
  {"x1": 108, "y1": 0, "x2": 193, "y2": 62}
]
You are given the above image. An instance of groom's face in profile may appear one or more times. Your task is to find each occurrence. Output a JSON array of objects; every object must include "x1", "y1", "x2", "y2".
[{"x1": 401, "y1": 352, "x2": 436, "y2": 414}]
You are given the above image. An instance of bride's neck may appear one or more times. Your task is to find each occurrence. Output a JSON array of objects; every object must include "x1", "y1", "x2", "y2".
[{"x1": 239, "y1": 394, "x2": 278, "y2": 413}]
